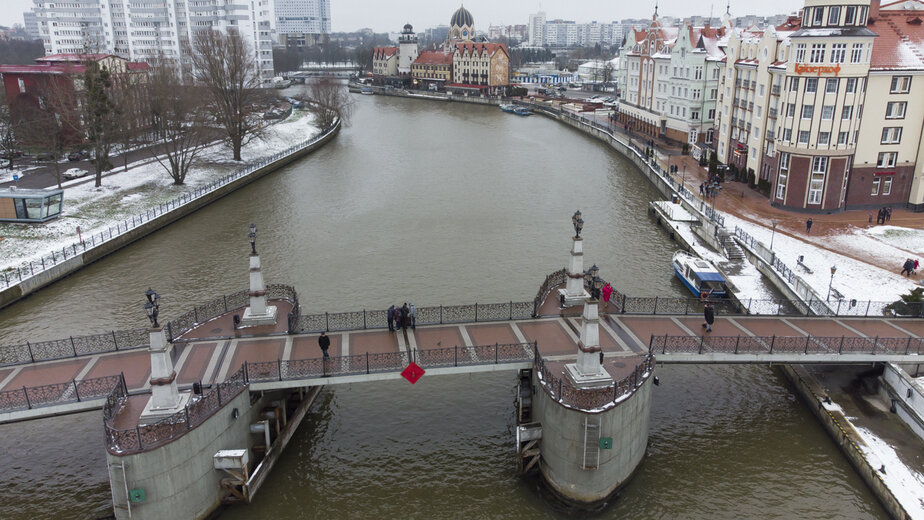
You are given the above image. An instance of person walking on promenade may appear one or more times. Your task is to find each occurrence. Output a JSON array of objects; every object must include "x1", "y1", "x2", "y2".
[
  {"x1": 601, "y1": 283, "x2": 613, "y2": 311},
  {"x1": 387, "y1": 304, "x2": 395, "y2": 332},
  {"x1": 901, "y1": 258, "x2": 914, "y2": 276},
  {"x1": 806, "y1": 218, "x2": 813, "y2": 234},
  {"x1": 401, "y1": 303, "x2": 410, "y2": 330},
  {"x1": 877, "y1": 207, "x2": 885, "y2": 225},
  {"x1": 318, "y1": 332, "x2": 331, "y2": 359},
  {"x1": 886, "y1": 207, "x2": 892, "y2": 222},
  {"x1": 702, "y1": 302, "x2": 715, "y2": 333},
  {"x1": 409, "y1": 302, "x2": 417, "y2": 329}
]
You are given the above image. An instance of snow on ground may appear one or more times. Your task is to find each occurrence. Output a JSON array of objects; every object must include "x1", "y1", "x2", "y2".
[
  {"x1": 855, "y1": 427, "x2": 924, "y2": 519},
  {"x1": 721, "y1": 212, "x2": 919, "y2": 304},
  {"x1": 0, "y1": 110, "x2": 319, "y2": 273}
]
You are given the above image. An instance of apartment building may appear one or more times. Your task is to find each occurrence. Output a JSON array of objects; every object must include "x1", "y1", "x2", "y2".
[
  {"x1": 527, "y1": 12, "x2": 626, "y2": 48},
  {"x1": 615, "y1": 11, "x2": 726, "y2": 146},
  {"x1": 715, "y1": 0, "x2": 924, "y2": 212},
  {"x1": 31, "y1": 0, "x2": 276, "y2": 84}
]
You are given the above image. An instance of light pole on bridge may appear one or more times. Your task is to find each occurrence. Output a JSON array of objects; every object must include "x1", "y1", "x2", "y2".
[
  {"x1": 770, "y1": 220, "x2": 778, "y2": 250},
  {"x1": 140, "y1": 287, "x2": 190, "y2": 420},
  {"x1": 827, "y1": 265, "x2": 838, "y2": 301}
]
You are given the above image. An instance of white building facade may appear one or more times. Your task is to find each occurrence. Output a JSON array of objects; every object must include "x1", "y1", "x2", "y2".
[{"x1": 274, "y1": 0, "x2": 330, "y2": 35}]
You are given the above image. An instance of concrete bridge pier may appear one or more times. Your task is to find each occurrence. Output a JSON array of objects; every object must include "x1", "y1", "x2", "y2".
[{"x1": 532, "y1": 372, "x2": 653, "y2": 506}]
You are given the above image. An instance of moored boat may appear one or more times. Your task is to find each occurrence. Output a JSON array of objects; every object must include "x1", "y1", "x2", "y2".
[
  {"x1": 671, "y1": 251, "x2": 727, "y2": 298},
  {"x1": 513, "y1": 106, "x2": 532, "y2": 116},
  {"x1": 360, "y1": 86, "x2": 374, "y2": 95},
  {"x1": 499, "y1": 104, "x2": 517, "y2": 113}
]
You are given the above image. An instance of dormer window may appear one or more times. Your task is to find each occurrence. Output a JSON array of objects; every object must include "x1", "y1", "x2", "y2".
[
  {"x1": 812, "y1": 7, "x2": 824, "y2": 26},
  {"x1": 844, "y1": 5, "x2": 856, "y2": 25},
  {"x1": 828, "y1": 6, "x2": 840, "y2": 26}
]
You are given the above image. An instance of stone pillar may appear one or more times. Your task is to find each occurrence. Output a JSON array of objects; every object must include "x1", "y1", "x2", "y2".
[
  {"x1": 140, "y1": 327, "x2": 189, "y2": 421},
  {"x1": 558, "y1": 236, "x2": 589, "y2": 307},
  {"x1": 241, "y1": 252, "x2": 278, "y2": 327},
  {"x1": 565, "y1": 298, "x2": 612, "y2": 387}
]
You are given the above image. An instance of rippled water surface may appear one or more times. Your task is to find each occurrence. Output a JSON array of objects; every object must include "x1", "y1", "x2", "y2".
[{"x1": 0, "y1": 94, "x2": 886, "y2": 519}]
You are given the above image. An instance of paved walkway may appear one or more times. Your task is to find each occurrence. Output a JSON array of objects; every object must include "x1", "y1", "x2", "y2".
[{"x1": 3, "y1": 304, "x2": 920, "y2": 401}]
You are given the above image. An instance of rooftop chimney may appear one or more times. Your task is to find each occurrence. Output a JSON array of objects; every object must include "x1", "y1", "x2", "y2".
[{"x1": 870, "y1": 0, "x2": 881, "y2": 21}]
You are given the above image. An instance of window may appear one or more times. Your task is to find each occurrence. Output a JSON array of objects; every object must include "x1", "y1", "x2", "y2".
[
  {"x1": 838, "y1": 131, "x2": 849, "y2": 145},
  {"x1": 808, "y1": 156, "x2": 828, "y2": 204},
  {"x1": 812, "y1": 7, "x2": 824, "y2": 26},
  {"x1": 842, "y1": 105, "x2": 853, "y2": 120},
  {"x1": 846, "y1": 77, "x2": 857, "y2": 93},
  {"x1": 820, "y1": 105, "x2": 834, "y2": 119},
  {"x1": 756, "y1": 106, "x2": 762, "y2": 118},
  {"x1": 825, "y1": 78, "x2": 839, "y2": 93},
  {"x1": 877, "y1": 152, "x2": 897, "y2": 168},
  {"x1": 759, "y1": 84, "x2": 765, "y2": 97},
  {"x1": 828, "y1": 6, "x2": 841, "y2": 24},
  {"x1": 818, "y1": 132, "x2": 830, "y2": 145},
  {"x1": 872, "y1": 177, "x2": 881, "y2": 195},
  {"x1": 710, "y1": 88, "x2": 717, "y2": 100},
  {"x1": 881, "y1": 127, "x2": 902, "y2": 144},
  {"x1": 885, "y1": 101, "x2": 907, "y2": 119},
  {"x1": 810, "y1": 43, "x2": 826, "y2": 63},
  {"x1": 695, "y1": 66, "x2": 703, "y2": 80},
  {"x1": 776, "y1": 170, "x2": 788, "y2": 199},
  {"x1": 783, "y1": 128, "x2": 792, "y2": 141},
  {"x1": 795, "y1": 44, "x2": 806, "y2": 62},
  {"x1": 883, "y1": 177, "x2": 893, "y2": 196},
  {"x1": 890, "y1": 76, "x2": 911, "y2": 93},
  {"x1": 708, "y1": 108, "x2": 715, "y2": 119},
  {"x1": 850, "y1": 43, "x2": 863, "y2": 63},
  {"x1": 17, "y1": 78, "x2": 25, "y2": 93},
  {"x1": 691, "y1": 110, "x2": 700, "y2": 120},
  {"x1": 845, "y1": 5, "x2": 857, "y2": 24},
  {"x1": 790, "y1": 77, "x2": 800, "y2": 92},
  {"x1": 806, "y1": 77, "x2": 818, "y2": 93},
  {"x1": 798, "y1": 130, "x2": 810, "y2": 144},
  {"x1": 830, "y1": 44, "x2": 846, "y2": 64},
  {"x1": 787, "y1": 103, "x2": 796, "y2": 117},
  {"x1": 802, "y1": 104, "x2": 814, "y2": 118}
]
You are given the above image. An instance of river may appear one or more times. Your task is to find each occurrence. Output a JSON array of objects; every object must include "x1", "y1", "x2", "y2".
[{"x1": 0, "y1": 94, "x2": 887, "y2": 519}]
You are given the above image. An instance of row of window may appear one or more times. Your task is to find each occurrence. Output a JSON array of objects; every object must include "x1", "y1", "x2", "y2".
[
  {"x1": 776, "y1": 152, "x2": 896, "y2": 204},
  {"x1": 803, "y1": 4, "x2": 868, "y2": 28},
  {"x1": 794, "y1": 42, "x2": 868, "y2": 64},
  {"x1": 789, "y1": 76, "x2": 863, "y2": 94}
]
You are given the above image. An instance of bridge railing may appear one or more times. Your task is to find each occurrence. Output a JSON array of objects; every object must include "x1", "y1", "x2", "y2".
[
  {"x1": 293, "y1": 301, "x2": 536, "y2": 333},
  {"x1": 649, "y1": 334, "x2": 924, "y2": 356},
  {"x1": 0, "y1": 121, "x2": 340, "y2": 292},
  {"x1": 0, "y1": 284, "x2": 299, "y2": 367},
  {"x1": 0, "y1": 373, "x2": 123, "y2": 413},
  {"x1": 534, "y1": 346, "x2": 655, "y2": 411},
  {"x1": 104, "y1": 365, "x2": 247, "y2": 455}
]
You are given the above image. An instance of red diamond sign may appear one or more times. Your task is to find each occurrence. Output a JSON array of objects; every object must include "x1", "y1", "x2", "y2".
[{"x1": 401, "y1": 362, "x2": 425, "y2": 384}]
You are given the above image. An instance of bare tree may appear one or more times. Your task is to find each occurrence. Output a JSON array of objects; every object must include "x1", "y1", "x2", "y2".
[
  {"x1": 305, "y1": 79, "x2": 353, "y2": 129},
  {"x1": 0, "y1": 89, "x2": 17, "y2": 169},
  {"x1": 147, "y1": 59, "x2": 210, "y2": 185},
  {"x1": 601, "y1": 59, "x2": 615, "y2": 89},
  {"x1": 189, "y1": 29, "x2": 264, "y2": 161},
  {"x1": 13, "y1": 93, "x2": 68, "y2": 188}
]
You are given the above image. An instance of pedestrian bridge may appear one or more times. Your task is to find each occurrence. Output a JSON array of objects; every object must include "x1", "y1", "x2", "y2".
[{"x1": 1, "y1": 278, "x2": 921, "y2": 425}]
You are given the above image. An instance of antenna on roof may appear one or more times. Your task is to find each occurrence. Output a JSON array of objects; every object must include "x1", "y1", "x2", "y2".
[
  {"x1": 726, "y1": 2, "x2": 731, "y2": 15},
  {"x1": 654, "y1": 1, "x2": 659, "y2": 16}
]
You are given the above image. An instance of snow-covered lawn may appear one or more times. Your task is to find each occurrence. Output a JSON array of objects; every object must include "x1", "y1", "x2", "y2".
[
  {"x1": 0, "y1": 110, "x2": 319, "y2": 274},
  {"x1": 856, "y1": 427, "x2": 924, "y2": 519}
]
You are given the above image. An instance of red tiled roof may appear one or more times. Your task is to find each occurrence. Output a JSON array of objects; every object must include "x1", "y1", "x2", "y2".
[
  {"x1": 413, "y1": 50, "x2": 453, "y2": 66},
  {"x1": 0, "y1": 64, "x2": 83, "y2": 74},
  {"x1": 373, "y1": 46, "x2": 398, "y2": 59},
  {"x1": 869, "y1": 6, "x2": 924, "y2": 70}
]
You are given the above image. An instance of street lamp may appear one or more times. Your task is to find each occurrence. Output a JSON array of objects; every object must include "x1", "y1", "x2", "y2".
[
  {"x1": 584, "y1": 264, "x2": 600, "y2": 297},
  {"x1": 572, "y1": 210, "x2": 584, "y2": 238},
  {"x1": 144, "y1": 287, "x2": 161, "y2": 328},
  {"x1": 770, "y1": 220, "x2": 778, "y2": 250},
  {"x1": 827, "y1": 265, "x2": 837, "y2": 301},
  {"x1": 248, "y1": 223, "x2": 257, "y2": 255}
]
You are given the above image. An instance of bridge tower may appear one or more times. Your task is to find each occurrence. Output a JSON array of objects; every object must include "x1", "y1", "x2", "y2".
[{"x1": 532, "y1": 214, "x2": 654, "y2": 507}]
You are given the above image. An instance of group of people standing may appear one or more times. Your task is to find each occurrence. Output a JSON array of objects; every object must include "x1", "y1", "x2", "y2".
[
  {"x1": 900, "y1": 258, "x2": 919, "y2": 277},
  {"x1": 873, "y1": 207, "x2": 893, "y2": 225},
  {"x1": 387, "y1": 303, "x2": 416, "y2": 331}
]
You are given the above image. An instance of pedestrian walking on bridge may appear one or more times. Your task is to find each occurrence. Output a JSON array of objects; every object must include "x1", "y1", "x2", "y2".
[
  {"x1": 806, "y1": 218, "x2": 813, "y2": 234},
  {"x1": 318, "y1": 332, "x2": 331, "y2": 359},
  {"x1": 702, "y1": 302, "x2": 715, "y2": 333}
]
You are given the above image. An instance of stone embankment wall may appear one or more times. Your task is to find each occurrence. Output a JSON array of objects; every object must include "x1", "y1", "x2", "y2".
[
  {"x1": 0, "y1": 121, "x2": 341, "y2": 311},
  {"x1": 781, "y1": 365, "x2": 913, "y2": 520}
]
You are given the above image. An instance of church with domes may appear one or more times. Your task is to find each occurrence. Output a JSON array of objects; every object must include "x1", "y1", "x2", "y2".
[{"x1": 372, "y1": 5, "x2": 508, "y2": 94}]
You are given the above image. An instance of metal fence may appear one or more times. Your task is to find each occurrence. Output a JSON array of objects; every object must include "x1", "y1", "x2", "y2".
[
  {"x1": 649, "y1": 334, "x2": 924, "y2": 356},
  {"x1": 0, "y1": 284, "x2": 298, "y2": 367},
  {"x1": 0, "y1": 373, "x2": 123, "y2": 413},
  {"x1": 1, "y1": 121, "x2": 340, "y2": 291},
  {"x1": 103, "y1": 365, "x2": 248, "y2": 455},
  {"x1": 535, "y1": 347, "x2": 655, "y2": 411},
  {"x1": 292, "y1": 301, "x2": 535, "y2": 333}
]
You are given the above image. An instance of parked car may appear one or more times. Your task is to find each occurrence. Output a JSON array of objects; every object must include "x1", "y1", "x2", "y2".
[
  {"x1": 68, "y1": 150, "x2": 90, "y2": 161},
  {"x1": 35, "y1": 152, "x2": 55, "y2": 161},
  {"x1": 62, "y1": 167, "x2": 89, "y2": 180}
]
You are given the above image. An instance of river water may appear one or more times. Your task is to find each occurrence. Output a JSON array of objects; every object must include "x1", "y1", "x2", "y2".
[{"x1": 0, "y1": 94, "x2": 887, "y2": 519}]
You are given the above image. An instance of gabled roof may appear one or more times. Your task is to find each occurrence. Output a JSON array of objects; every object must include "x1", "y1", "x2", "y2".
[
  {"x1": 454, "y1": 42, "x2": 508, "y2": 58},
  {"x1": 373, "y1": 46, "x2": 398, "y2": 59},
  {"x1": 413, "y1": 51, "x2": 453, "y2": 66},
  {"x1": 869, "y1": 3, "x2": 924, "y2": 70}
]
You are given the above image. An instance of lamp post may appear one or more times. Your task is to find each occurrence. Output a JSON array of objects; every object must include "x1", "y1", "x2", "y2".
[
  {"x1": 249, "y1": 223, "x2": 257, "y2": 255},
  {"x1": 144, "y1": 287, "x2": 160, "y2": 328},
  {"x1": 572, "y1": 210, "x2": 583, "y2": 238},
  {"x1": 140, "y1": 287, "x2": 189, "y2": 419},
  {"x1": 770, "y1": 220, "x2": 778, "y2": 250},
  {"x1": 827, "y1": 265, "x2": 837, "y2": 301}
]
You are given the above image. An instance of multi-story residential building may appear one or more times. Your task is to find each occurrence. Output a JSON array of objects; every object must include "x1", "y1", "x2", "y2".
[
  {"x1": 527, "y1": 12, "x2": 626, "y2": 48},
  {"x1": 372, "y1": 46, "x2": 399, "y2": 79},
  {"x1": 274, "y1": 0, "x2": 330, "y2": 36},
  {"x1": 528, "y1": 11, "x2": 546, "y2": 46},
  {"x1": 615, "y1": 11, "x2": 726, "y2": 146},
  {"x1": 411, "y1": 50, "x2": 453, "y2": 88},
  {"x1": 23, "y1": 11, "x2": 40, "y2": 41},
  {"x1": 31, "y1": 0, "x2": 276, "y2": 84},
  {"x1": 451, "y1": 42, "x2": 509, "y2": 89},
  {"x1": 488, "y1": 24, "x2": 528, "y2": 42},
  {"x1": 714, "y1": 0, "x2": 924, "y2": 212}
]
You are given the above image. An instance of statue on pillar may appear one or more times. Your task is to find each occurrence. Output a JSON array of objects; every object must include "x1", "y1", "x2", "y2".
[
  {"x1": 558, "y1": 210, "x2": 591, "y2": 308},
  {"x1": 565, "y1": 266, "x2": 614, "y2": 387},
  {"x1": 241, "y1": 223, "x2": 279, "y2": 327},
  {"x1": 140, "y1": 288, "x2": 190, "y2": 421}
]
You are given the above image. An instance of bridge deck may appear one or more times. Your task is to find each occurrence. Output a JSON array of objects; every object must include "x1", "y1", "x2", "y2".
[{"x1": 1, "y1": 300, "x2": 921, "y2": 423}]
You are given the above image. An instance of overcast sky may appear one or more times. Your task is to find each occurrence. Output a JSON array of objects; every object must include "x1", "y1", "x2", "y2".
[{"x1": 2, "y1": 0, "x2": 805, "y2": 34}]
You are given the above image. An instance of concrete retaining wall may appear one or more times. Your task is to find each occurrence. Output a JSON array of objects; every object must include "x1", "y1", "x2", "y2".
[
  {"x1": 533, "y1": 374, "x2": 652, "y2": 505},
  {"x1": 880, "y1": 363, "x2": 924, "y2": 441},
  {"x1": 781, "y1": 365, "x2": 913, "y2": 520},
  {"x1": 0, "y1": 122, "x2": 341, "y2": 311}
]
